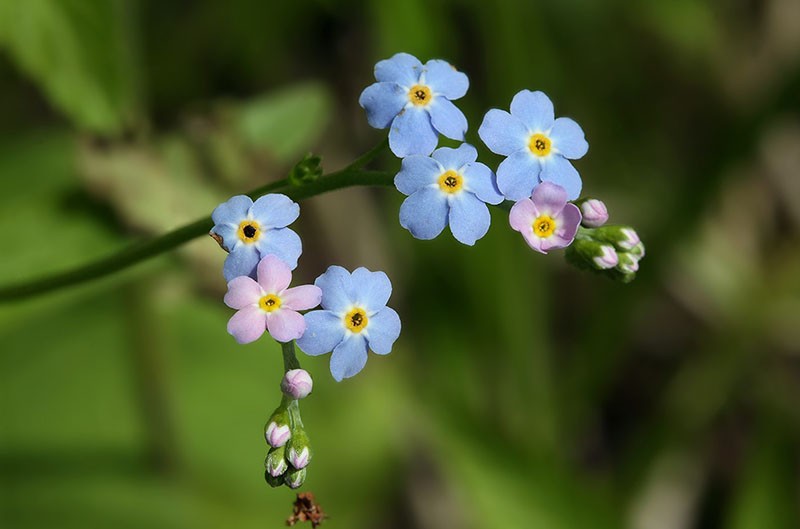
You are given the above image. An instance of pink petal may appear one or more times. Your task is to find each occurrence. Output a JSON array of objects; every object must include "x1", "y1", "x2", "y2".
[
  {"x1": 266, "y1": 310, "x2": 306, "y2": 343},
  {"x1": 508, "y1": 198, "x2": 538, "y2": 232},
  {"x1": 224, "y1": 276, "x2": 263, "y2": 309},
  {"x1": 281, "y1": 285, "x2": 322, "y2": 311},
  {"x1": 227, "y1": 307, "x2": 267, "y2": 344},
  {"x1": 256, "y1": 255, "x2": 292, "y2": 293},
  {"x1": 531, "y1": 181, "x2": 568, "y2": 215}
]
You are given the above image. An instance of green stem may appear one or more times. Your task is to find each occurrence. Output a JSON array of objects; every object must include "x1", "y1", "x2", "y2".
[
  {"x1": 280, "y1": 340, "x2": 301, "y2": 372},
  {"x1": 0, "y1": 144, "x2": 393, "y2": 303}
]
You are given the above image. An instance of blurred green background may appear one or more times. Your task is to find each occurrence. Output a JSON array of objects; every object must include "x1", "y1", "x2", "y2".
[{"x1": 1, "y1": 1, "x2": 799, "y2": 528}]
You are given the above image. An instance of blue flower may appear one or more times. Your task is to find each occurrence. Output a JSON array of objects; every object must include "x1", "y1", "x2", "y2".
[
  {"x1": 210, "y1": 194, "x2": 302, "y2": 281},
  {"x1": 478, "y1": 90, "x2": 588, "y2": 201},
  {"x1": 359, "y1": 52, "x2": 469, "y2": 157},
  {"x1": 395, "y1": 143, "x2": 503, "y2": 246},
  {"x1": 296, "y1": 266, "x2": 401, "y2": 382}
]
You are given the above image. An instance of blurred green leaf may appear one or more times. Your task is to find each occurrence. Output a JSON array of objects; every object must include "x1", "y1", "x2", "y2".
[{"x1": 0, "y1": 0, "x2": 139, "y2": 132}]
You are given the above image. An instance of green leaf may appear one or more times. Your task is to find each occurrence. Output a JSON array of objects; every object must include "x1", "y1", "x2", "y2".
[{"x1": 0, "y1": 0, "x2": 139, "y2": 133}]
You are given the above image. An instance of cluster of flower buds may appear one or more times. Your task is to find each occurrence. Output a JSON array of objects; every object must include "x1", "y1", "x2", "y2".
[
  {"x1": 264, "y1": 369, "x2": 314, "y2": 489},
  {"x1": 566, "y1": 198, "x2": 645, "y2": 282}
]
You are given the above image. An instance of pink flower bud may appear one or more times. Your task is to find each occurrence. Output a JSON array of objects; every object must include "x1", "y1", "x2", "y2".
[
  {"x1": 281, "y1": 369, "x2": 313, "y2": 400},
  {"x1": 593, "y1": 245, "x2": 619, "y2": 269},
  {"x1": 288, "y1": 446, "x2": 310, "y2": 469},
  {"x1": 619, "y1": 228, "x2": 640, "y2": 250},
  {"x1": 580, "y1": 199, "x2": 609, "y2": 227},
  {"x1": 265, "y1": 421, "x2": 291, "y2": 447}
]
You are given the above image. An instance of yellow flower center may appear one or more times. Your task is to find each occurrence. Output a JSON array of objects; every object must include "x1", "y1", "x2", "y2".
[
  {"x1": 532, "y1": 215, "x2": 556, "y2": 238},
  {"x1": 258, "y1": 294, "x2": 282, "y2": 312},
  {"x1": 344, "y1": 308, "x2": 368, "y2": 333},
  {"x1": 408, "y1": 84, "x2": 432, "y2": 107},
  {"x1": 437, "y1": 170, "x2": 463, "y2": 194},
  {"x1": 237, "y1": 220, "x2": 261, "y2": 244},
  {"x1": 528, "y1": 133, "x2": 552, "y2": 157}
]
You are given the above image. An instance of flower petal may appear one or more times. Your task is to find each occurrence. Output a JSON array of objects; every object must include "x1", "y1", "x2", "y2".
[
  {"x1": 389, "y1": 107, "x2": 439, "y2": 157},
  {"x1": 510, "y1": 90, "x2": 554, "y2": 131},
  {"x1": 255, "y1": 228, "x2": 302, "y2": 270},
  {"x1": 462, "y1": 162, "x2": 503, "y2": 205},
  {"x1": 350, "y1": 268, "x2": 392, "y2": 312},
  {"x1": 423, "y1": 59, "x2": 468, "y2": 99},
  {"x1": 315, "y1": 266, "x2": 354, "y2": 312},
  {"x1": 478, "y1": 109, "x2": 529, "y2": 156},
  {"x1": 212, "y1": 195, "x2": 253, "y2": 225},
  {"x1": 395, "y1": 155, "x2": 441, "y2": 196},
  {"x1": 550, "y1": 117, "x2": 588, "y2": 159},
  {"x1": 266, "y1": 309, "x2": 306, "y2": 343},
  {"x1": 359, "y1": 82, "x2": 407, "y2": 129},
  {"x1": 448, "y1": 192, "x2": 491, "y2": 246},
  {"x1": 427, "y1": 98, "x2": 467, "y2": 141},
  {"x1": 508, "y1": 198, "x2": 538, "y2": 233},
  {"x1": 552, "y1": 202, "x2": 581, "y2": 244},
  {"x1": 399, "y1": 187, "x2": 449, "y2": 240},
  {"x1": 256, "y1": 254, "x2": 292, "y2": 293},
  {"x1": 431, "y1": 143, "x2": 477, "y2": 170},
  {"x1": 210, "y1": 222, "x2": 238, "y2": 252},
  {"x1": 227, "y1": 307, "x2": 267, "y2": 344},
  {"x1": 296, "y1": 310, "x2": 346, "y2": 356},
  {"x1": 374, "y1": 52, "x2": 423, "y2": 86},
  {"x1": 496, "y1": 150, "x2": 541, "y2": 201},
  {"x1": 250, "y1": 194, "x2": 300, "y2": 229},
  {"x1": 224, "y1": 276, "x2": 262, "y2": 309},
  {"x1": 531, "y1": 181, "x2": 568, "y2": 216},
  {"x1": 540, "y1": 155, "x2": 582, "y2": 200},
  {"x1": 366, "y1": 307, "x2": 401, "y2": 355},
  {"x1": 223, "y1": 246, "x2": 261, "y2": 281},
  {"x1": 330, "y1": 334, "x2": 369, "y2": 381},
  {"x1": 282, "y1": 285, "x2": 322, "y2": 311}
]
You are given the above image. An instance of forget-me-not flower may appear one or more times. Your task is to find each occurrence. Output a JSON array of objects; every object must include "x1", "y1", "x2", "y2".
[
  {"x1": 478, "y1": 90, "x2": 588, "y2": 201},
  {"x1": 211, "y1": 193, "x2": 302, "y2": 281},
  {"x1": 508, "y1": 181, "x2": 581, "y2": 254},
  {"x1": 296, "y1": 266, "x2": 401, "y2": 382},
  {"x1": 395, "y1": 143, "x2": 503, "y2": 245},
  {"x1": 359, "y1": 52, "x2": 469, "y2": 157}
]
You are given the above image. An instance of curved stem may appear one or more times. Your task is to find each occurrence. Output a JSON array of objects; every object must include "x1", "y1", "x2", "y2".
[
  {"x1": 0, "y1": 143, "x2": 393, "y2": 303},
  {"x1": 281, "y1": 341, "x2": 301, "y2": 372}
]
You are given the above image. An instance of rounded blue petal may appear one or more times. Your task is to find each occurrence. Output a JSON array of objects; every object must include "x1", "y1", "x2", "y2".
[
  {"x1": 395, "y1": 155, "x2": 440, "y2": 195},
  {"x1": 389, "y1": 107, "x2": 438, "y2": 157},
  {"x1": 431, "y1": 143, "x2": 477, "y2": 170},
  {"x1": 496, "y1": 150, "x2": 542, "y2": 201},
  {"x1": 223, "y1": 245, "x2": 260, "y2": 281},
  {"x1": 212, "y1": 195, "x2": 253, "y2": 225},
  {"x1": 374, "y1": 53, "x2": 422, "y2": 87},
  {"x1": 448, "y1": 193, "x2": 491, "y2": 246},
  {"x1": 423, "y1": 59, "x2": 468, "y2": 99},
  {"x1": 427, "y1": 98, "x2": 467, "y2": 141},
  {"x1": 255, "y1": 227, "x2": 302, "y2": 270},
  {"x1": 210, "y1": 222, "x2": 238, "y2": 252},
  {"x1": 314, "y1": 265, "x2": 354, "y2": 313},
  {"x1": 399, "y1": 187, "x2": 449, "y2": 240},
  {"x1": 462, "y1": 162, "x2": 503, "y2": 205},
  {"x1": 350, "y1": 268, "x2": 392, "y2": 312},
  {"x1": 478, "y1": 109, "x2": 528, "y2": 156},
  {"x1": 296, "y1": 310, "x2": 345, "y2": 357},
  {"x1": 359, "y1": 82, "x2": 407, "y2": 129},
  {"x1": 366, "y1": 307, "x2": 401, "y2": 355},
  {"x1": 540, "y1": 155, "x2": 582, "y2": 200},
  {"x1": 510, "y1": 90, "x2": 554, "y2": 132},
  {"x1": 330, "y1": 334, "x2": 369, "y2": 381},
  {"x1": 550, "y1": 117, "x2": 588, "y2": 159},
  {"x1": 250, "y1": 193, "x2": 299, "y2": 229}
]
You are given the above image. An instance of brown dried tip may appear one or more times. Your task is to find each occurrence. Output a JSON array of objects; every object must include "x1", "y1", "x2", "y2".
[
  {"x1": 209, "y1": 231, "x2": 228, "y2": 252},
  {"x1": 287, "y1": 492, "x2": 327, "y2": 528}
]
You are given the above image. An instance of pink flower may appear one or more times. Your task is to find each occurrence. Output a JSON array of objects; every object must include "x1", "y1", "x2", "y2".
[
  {"x1": 224, "y1": 255, "x2": 322, "y2": 344},
  {"x1": 509, "y1": 182, "x2": 581, "y2": 254}
]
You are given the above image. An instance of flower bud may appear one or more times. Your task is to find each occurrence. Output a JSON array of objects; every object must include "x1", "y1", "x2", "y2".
[
  {"x1": 265, "y1": 408, "x2": 291, "y2": 447},
  {"x1": 566, "y1": 239, "x2": 619, "y2": 271},
  {"x1": 629, "y1": 242, "x2": 645, "y2": 258},
  {"x1": 579, "y1": 199, "x2": 609, "y2": 228},
  {"x1": 286, "y1": 429, "x2": 312, "y2": 469},
  {"x1": 617, "y1": 252, "x2": 640, "y2": 274},
  {"x1": 264, "y1": 469, "x2": 284, "y2": 488},
  {"x1": 593, "y1": 245, "x2": 619, "y2": 270},
  {"x1": 593, "y1": 225, "x2": 641, "y2": 252},
  {"x1": 285, "y1": 467, "x2": 307, "y2": 489},
  {"x1": 618, "y1": 228, "x2": 640, "y2": 250},
  {"x1": 265, "y1": 446, "x2": 288, "y2": 477},
  {"x1": 281, "y1": 369, "x2": 313, "y2": 400}
]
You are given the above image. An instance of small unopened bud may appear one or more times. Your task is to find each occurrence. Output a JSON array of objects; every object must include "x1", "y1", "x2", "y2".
[
  {"x1": 593, "y1": 245, "x2": 619, "y2": 269},
  {"x1": 629, "y1": 242, "x2": 645, "y2": 258},
  {"x1": 264, "y1": 469, "x2": 284, "y2": 488},
  {"x1": 593, "y1": 225, "x2": 641, "y2": 252},
  {"x1": 618, "y1": 228, "x2": 640, "y2": 250},
  {"x1": 288, "y1": 153, "x2": 323, "y2": 186},
  {"x1": 265, "y1": 408, "x2": 291, "y2": 447},
  {"x1": 265, "y1": 446, "x2": 288, "y2": 477},
  {"x1": 617, "y1": 252, "x2": 640, "y2": 274},
  {"x1": 286, "y1": 429, "x2": 312, "y2": 469},
  {"x1": 285, "y1": 467, "x2": 307, "y2": 489},
  {"x1": 281, "y1": 369, "x2": 313, "y2": 400},
  {"x1": 579, "y1": 199, "x2": 609, "y2": 228}
]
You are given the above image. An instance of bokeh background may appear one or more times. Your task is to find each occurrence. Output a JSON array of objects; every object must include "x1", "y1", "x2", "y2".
[{"x1": 2, "y1": 1, "x2": 800, "y2": 528}]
